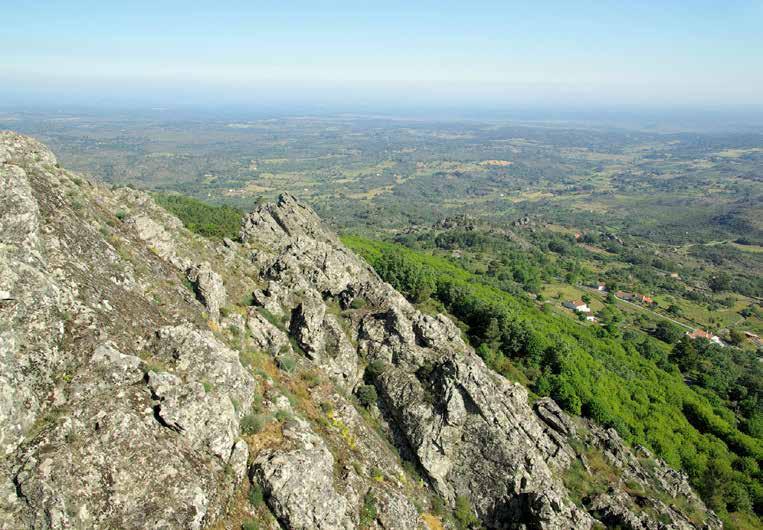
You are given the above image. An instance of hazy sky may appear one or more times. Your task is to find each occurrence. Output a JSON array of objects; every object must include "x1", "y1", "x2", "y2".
[{"x1": 2, "y1": 0, "x2": 762, "y2": 108}]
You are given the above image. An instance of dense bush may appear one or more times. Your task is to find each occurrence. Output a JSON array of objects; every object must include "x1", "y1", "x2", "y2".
[{"x1": 356, "y1": 384, "x2": 378, "y2": 407}]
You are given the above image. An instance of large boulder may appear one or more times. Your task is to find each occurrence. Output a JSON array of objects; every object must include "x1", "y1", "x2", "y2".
[
  {"x1": 186, "y1": 262, "x2": 227, "y2": 320},
  {"x1": 252, "y1": 418, "x2": 355, "y2": 530}
]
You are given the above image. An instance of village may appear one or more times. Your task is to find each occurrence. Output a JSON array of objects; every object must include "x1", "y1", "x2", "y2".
[{"x1": 558, "y1": 282, "x2": 730, "y2": 347}]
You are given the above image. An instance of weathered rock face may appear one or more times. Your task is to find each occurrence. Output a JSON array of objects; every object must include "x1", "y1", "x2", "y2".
[
  {"x1": 0, "y1": 132, "x2": 720, "y2": 530},
  {"x1": 0, "y1": 133, "x2": 252, "y2": 529},
  {"x1": 253, "y1": 418, "x2": 356, "y2": 530},
  {"x1": 187, "y1": 262, "x2": 227, "y2": 320},
  {"x1": 237, "y1": 192, "x2": 721, "y2": 530},
  {"x1": 245, "y1": 203, "x2": 590, "y2": 528},
  {"x1": 9, "y1": 342, "x2": 239, "y2": 530},
  {"x1": 0, "y1": 136, "x2": 67, "y2": 460}
]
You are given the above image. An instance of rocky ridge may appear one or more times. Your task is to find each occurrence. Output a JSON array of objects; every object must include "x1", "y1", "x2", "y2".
[{"x1": 0, "y1": 132, "x2": 720, "y2": 529}]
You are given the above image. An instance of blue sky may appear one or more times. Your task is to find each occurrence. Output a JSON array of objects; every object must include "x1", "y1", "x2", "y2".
[{"x1": 2, "y1": 0, "x2": 762, "y2": 108}]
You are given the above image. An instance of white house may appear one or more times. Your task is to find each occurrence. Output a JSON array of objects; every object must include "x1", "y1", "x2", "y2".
[
  {"x1": 563, "y1": 300, "x2": 591, "y2": 313},
  {"x1": 687, "y1": 329, "x2": 725, "y2": 347}
]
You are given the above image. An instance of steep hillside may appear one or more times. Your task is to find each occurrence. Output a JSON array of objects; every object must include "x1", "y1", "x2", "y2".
[
  {"x1": 342, "y1": 236, "x2": 762, "y2": 529},
  {"x1": 0, "y1": 132, "x2": 723, "y2": 529}
]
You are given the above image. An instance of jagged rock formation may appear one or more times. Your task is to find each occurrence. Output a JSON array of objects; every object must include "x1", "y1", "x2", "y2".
[
  {"x1": 0, "y1": 132, "x2": 720, "y2": 529},
  {"x1": 187, "y1": 262, "x2": 227, "y2": 320}
]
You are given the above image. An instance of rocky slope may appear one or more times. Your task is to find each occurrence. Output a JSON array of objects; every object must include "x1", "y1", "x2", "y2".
[{"x1": 0, "y1": 132, "x2": 721, "y2": 529}]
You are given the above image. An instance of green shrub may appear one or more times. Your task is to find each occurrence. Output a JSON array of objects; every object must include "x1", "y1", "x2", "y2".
[
  {"x1": 248, "y1": 484, "x2": 264, "y2": 507},
  {"x1": 275, "y1": 409, "x2": 292, "y2": 422},
  {"x1": 350, "y1": 297, "x2": 368, "y2": 309},
  {"x1": 370, "y1": 467, "x2": 383, "y2": 482},
  {"x1": 277, "y1": 355, "x2": 296, "y2": 373},
  {"x1": 241, "y1": 518, "x2": 259, "y2": 530},
  {"x1": 552, "y1": 377, "x2": 582, "y2": 415},
  {"x1": 401, "y1": 459, "x2": 421, "y2": 481},
  {"x1": 356, "y1": 384, "x2": 378, "y2": 407},
  {"x1": 300, "y1": 370, "x2": 321, "y2": 388},
  {"x1": 454, "y1": 495, "x2": 479, "y2": 529},
  {"x1": 431, "y1": 496, "x2": 446, "y2": 516},
  {"x1": 359, "y1": 492, "x2": 377, "y2": 528},
  {"x1": 366, "y1": 360, "x2": 387, "y2": 378},
  {"x1": 533, "y1": 374, "x2": 552, "y2": 396},
  {"x1": 240, "y1": 414, "x2": 267, "y2": 435},
  {"x1": 257, "y1": 307, "x2": 285, "y2": 330}
]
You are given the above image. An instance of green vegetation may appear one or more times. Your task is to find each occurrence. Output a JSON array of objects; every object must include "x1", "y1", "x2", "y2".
[
  {"x1": 359, "y1": 492, "x2": 377, "y2": 528},
  {"x1": 654, "y1": 321, "x2": 683, "y2": 344},
  {"x1": 366, "y1": 359, "x2": 387, "y2": 378},
  {"x1": 240, "y1": 413, "x2": 268, "y2": 435},
  {"x1": 350, "y1": 296, "x2": 368, "y2": 310},
  {"x1": 356, "y1": 384, "x2": 378, "y2": 408},
  {"x1": 274, "y1": 409, "x2": 292, "y2": 422},
  {"x1": 276, "y1": 354, "x2": 296, "y2": 373},
  {"x1": 241, "y1": 518, "x2": 259, "y2": 530},
  {"x1": 454, "y1": 495, "x2": 479, "y2": 529},
  {"x1": 153, "y1": 192, "x2": 243, "y2": 240},
  {"x1": 256, "y1": 307, "x2": 286, "y2": 329},
  {"x1": 344, "y1": 235, "x2": 762, "y2": 525},
  {"x1": 374, "y1": 248, "x2": 436, "y2": 303},
  {"x1": 248, "y1": 484, "x2": 264, "y2": 507}
]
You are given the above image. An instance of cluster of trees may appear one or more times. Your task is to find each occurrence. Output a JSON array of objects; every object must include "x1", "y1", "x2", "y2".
[
  {"x1": 343, "y1": 236, "x2": 762, "y2": 524},
  {"x1": 154, "y1": 193, "x2": 243, "y2": 240},
  {"x1": 672, "y1": 337, "x2": 762, "y2": 437},
  {"x1": 394, "y1": 228, "x2": 585, "y2": 294},
  {"x1": 373, "y1": 249, "x2": 436, "y2": 303}
]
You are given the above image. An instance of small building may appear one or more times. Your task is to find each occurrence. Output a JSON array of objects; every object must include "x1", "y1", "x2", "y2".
[
  {"x1": 635, "y1": 293, "x2": 654, "y2": 305},
  {"x1": 687, "y1": 329, "x2": 725, "y2": 347},
  {"x1": 597, "y1": 284, "x2": 607, "y2": 292},
  {"x1": 615, "y1": 291, "x2": 634, "y2": 301},
  {"x1": 563, "y1": 300, "x2": 591, "y2": 313},
  {"x1": 670, "y1": 272, "x2": 680, "y2": 279},
  {"x1": 586, "y1": 315, "x2": 598, "y2": 322}
]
